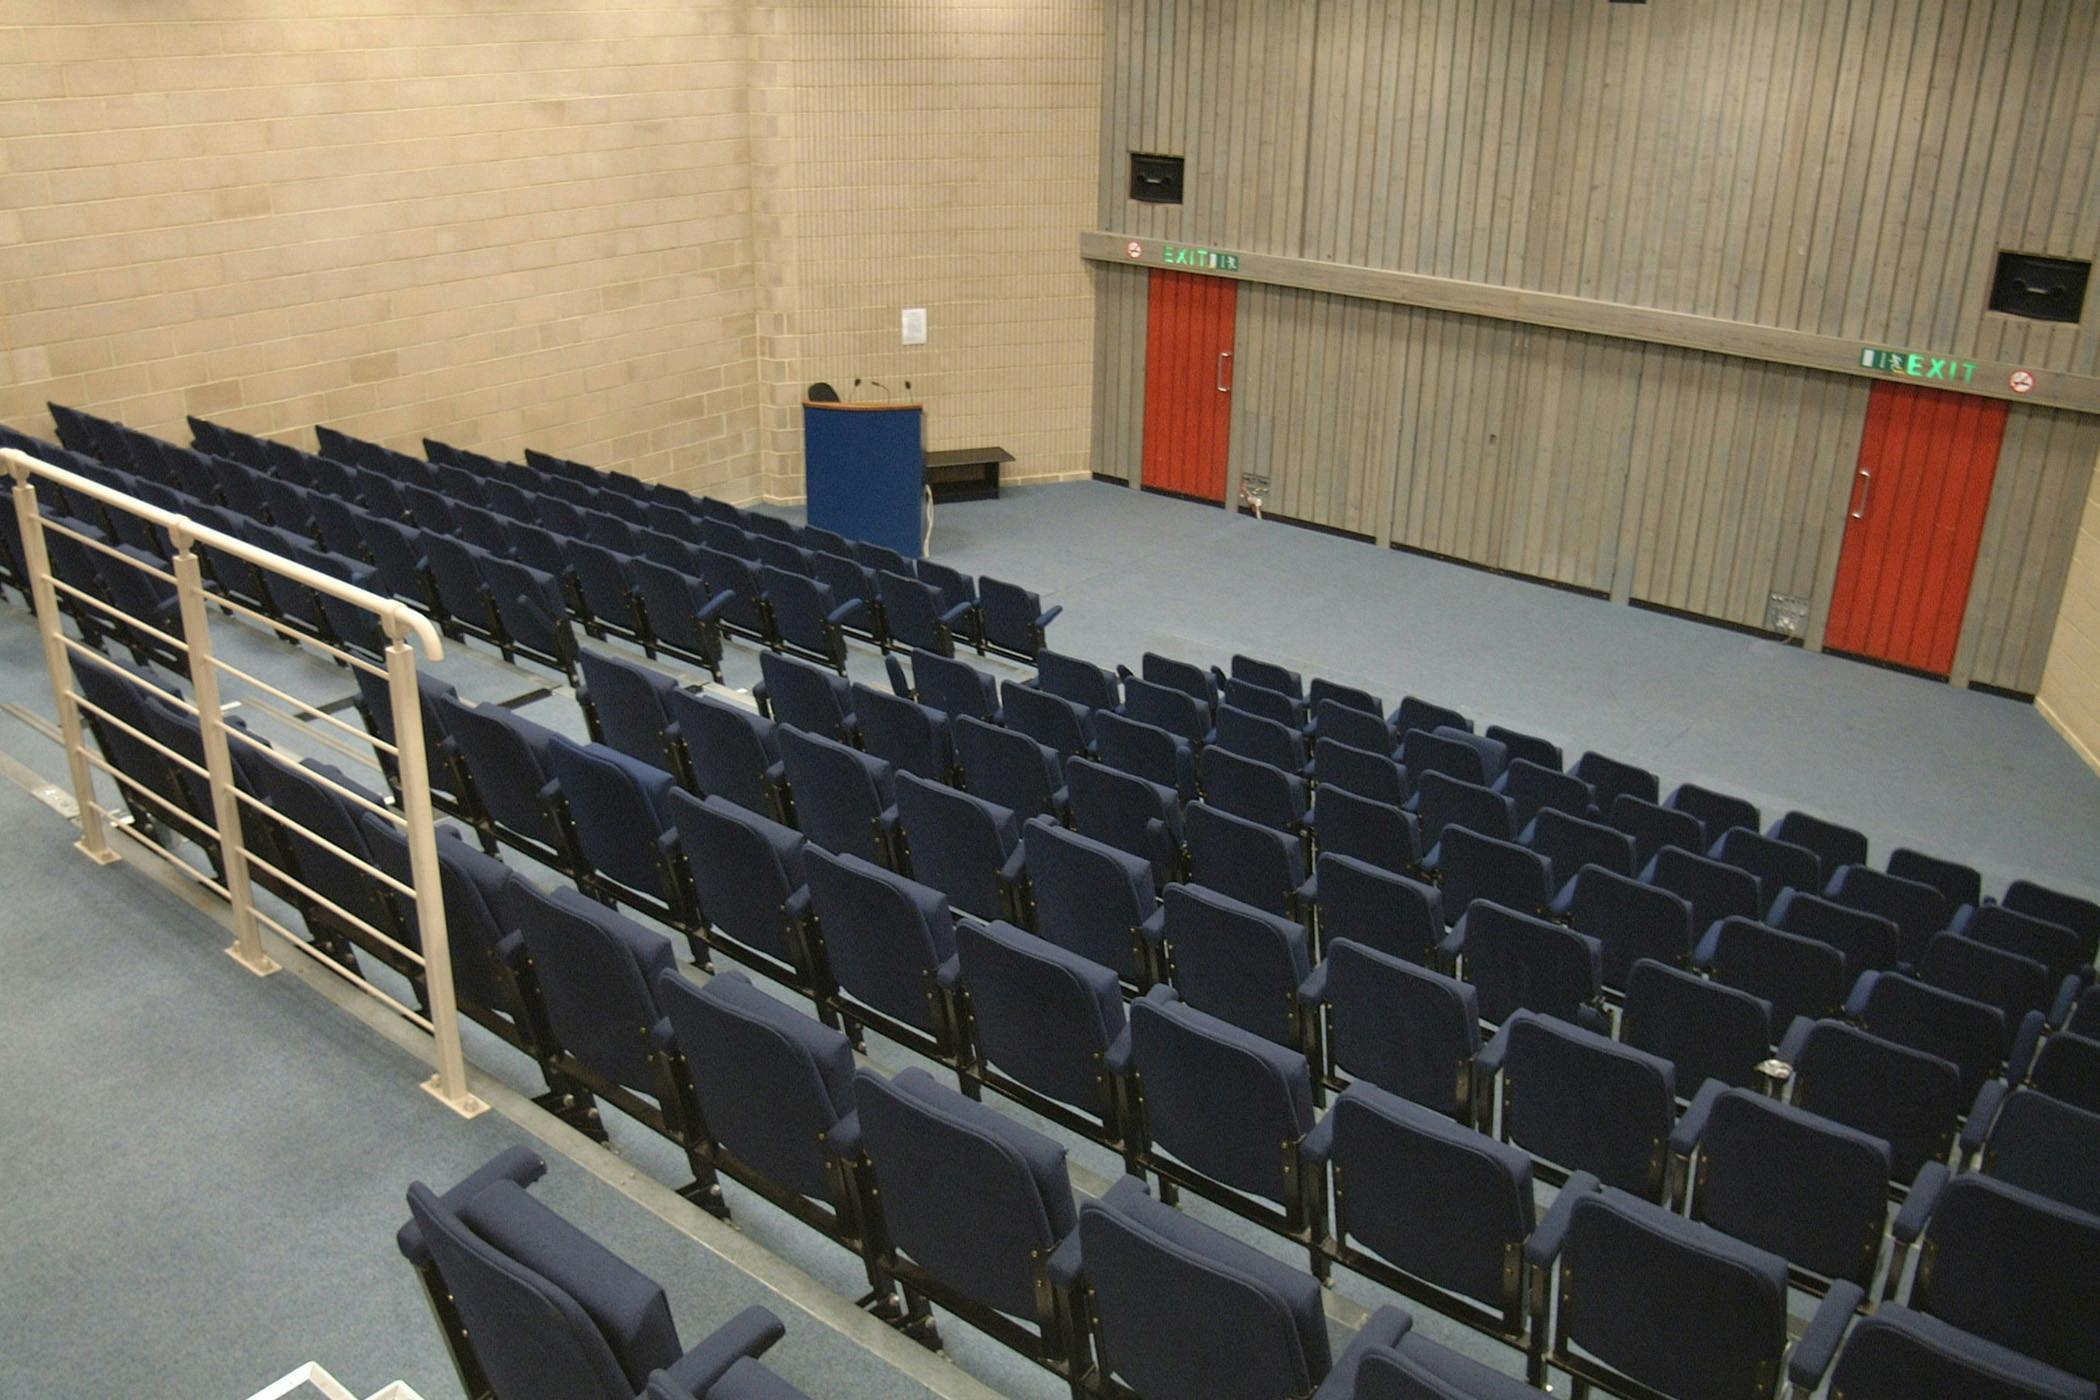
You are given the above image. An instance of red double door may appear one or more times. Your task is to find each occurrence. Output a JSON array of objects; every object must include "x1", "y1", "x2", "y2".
[
  {"x1": 1826, "y1": 382, "x2": 2008, "y2": 676},
  {"x1": 1141, "y1": 269, "x2": 1237, "y2": 502}
]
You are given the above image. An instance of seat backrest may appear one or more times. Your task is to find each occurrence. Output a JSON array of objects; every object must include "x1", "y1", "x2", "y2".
[
  {"x1": 1525, "y1": 806, "x2": 1635, "y2": 887},
  {"x1": 1496, "y1": 758, "x2": 1595, "y2": 827},
  {"x1": 1139, "y1": 650, "x2": 1216, "y2": 711},
  {"x1": 1460, "y1": 901, "x2": 1602, "y2": 1028},
  {"x1": 1438, "y1": 825, "x2": 1555, "y2": 924},
  {"x1": 1620, "y1": 958, "x2": 1772, "y2": 1094},
  {"x1": 1913, "y1": 1174, "x2": 2100, "y2": 1383},
  {"x1": 1079, "y1": 1176, "x2": 1327, "y2": 1400},
  {"x1": 1962, "y1": 903, "x2": 2088, "y2": 988},
  {"x1": 913, "y1": 557, "x2": 976, "y2": 610},
  {"x1": 432, "y1": 695, "x2": 559, "y2": 837},
  {"x1": 1313, "y1": 735, "x2": 1406, "y2": 807},
  {"x1": 851, "y1": 683, "x2": 951, "y2": 783},
  {"x1": 1023, "y1": 814, "x2": 1156, "y2": 979},
  {"x1": 2001, "y1": 881, "x2": 2100, "y2": 967},
  {"x1": 1313, "y1": 699, "x2": 1395, "y2": 758},
  {"x1": 1325, "y1": 939, "x2": 1478, "y2": 1117},
  {"x1": 577, "y1": 650, "x2": 679, "y2": 774},
  {"x1": 1982, "y1": 1088, "x2": 2100, "y2": 1217},
  {"x1": 853, "y1": 1067, "x2": 1076, "y2": 1319},
  {"x1": 1315, "y1": 852, "x2": 1442, "y2": 966},
  {"x1": 1393, "y1": 695, "x2": 1470, "y2": 737},
  {"x1": 1608, "y1": 793, "x2": 1707, "y2": 868},
  {"x1": 1197, "y1": 744, "x2": 1305, "y2": 833},
  {"x1": 894, "y1": 770, "x2": 1017, "y2": 923},
  {"x1": 1185, "y1": 800, "x2": 1305, "y2": 917},
  {"x1": 1498, "y1": 1014, "x2": 1674, "y2": 1196},
  {"x1": 907, "y1": 647, "x2": 997, "y2": 724},
  {"x1": 1033, "y1": 648, "x2": 1119, "y2": 712},
  {"x1": 1691, "y1": 1087, "x2": 1890, "y2": 1286},
  {"x1": 1642, "y1": 844, "x2": 1763, "y2": 933},
  {"x1": 1828, "y1": 1305, "x2": 2100, "y2": 1400},
  {"x1": 1561, "y1": 865, "x2": 1694, "y2": 990},
  {"x1": 1791, "y1": 1019, "x2": 1963, "y2": 1182},
  {"x1": 1118, "y1": 673, "x2": 1211, "y2": 744},
  {"x1": 661, "y1": 689, "x2": 780, "y2": 822},
  {"x1": 1312, "y1": 784, "x2": 1422, "y2": 876},
  {"x1": 776, "y1": 726, "x2": 894, "y2": 866},
  {"x1": 1128, "y1": 991, "x2": 1316, "y2": 1203},
  {"x1": 953, "y1": 715, "x2": 1062, "y2": 819},
  {"x1": 758, "y1": 650, "x2": 854, "y2": 744},
  {"x1": 1919, "y1": 933, "x2": 2050, "y2": 1050},
  {"x1": 1827, "y1": 864, "x2": 1949, "y2": 967},
  {"x1": 1558, "y1": 1187, "x2": 1789, "y2": 1400},
  {"x1": 1162, "y1": 882, "x2": 1311, "y2": 1047},
  {"x1": 1769, "y1": 809, "x2": 1868, "y2": 884},
  {"x1": 1230, "y1": 653, "x2": 1302, "y2": 699},
  {"x1": 1308, "y1": 676, "x2": 1381, "y2": 716},
  {"x1": 1853, "y1": 971, "x2": 2008, "y2": 1099},
  {"x1": 1700, "y1": 916, "x2": 1848, "y2": 1029},
  {"x1": 1666, "y1": 783, "x2": 1762, "y2": 848},
  {"x1": 509, "y1": 879, "x2": 675, "y2": 1096},
  {"x1": 803, "y1": 846, "x2": 954, "y2": 1033},
  {"x1": 2028, "y1": 1031, "x2": 2100, "y2": 1115},
  {"x1": 547, "y1": 736, "x2": 675, "y2": 894},
  {"x1": 1570, "y1": 750, "x2": 1660, "y2": 812},
  {"x1": 1220, "y1": 675, "x2": 1305, "y2": 731},
  {"x1": 1397, "y1": 728, "x2": 1485, "y2": 788},
  {"x1": 999, "y1": 679, "x2": 1089, "y2": 759},
  {"x1": 1093, "y1": 707, "x2": 1192, "y2": 796},
  {"x1": 876, "y1": 569, "x2": 952, "y2": 654},
  {"x1": 664, "y1": 789, "x2": 801, "y2": 965},
  {"x1": 1064, "y1": 755, "x2": 1180, "y2": 887},
  {"x1": 1212, "y1": 703, "x2": 1307, "y2": 775},
  {"x1": 1709, "y1": 827, "x2": 1821, "y2": 915},
  {"x1": 1768, "y1": 887, "x2": 1901, "y2": 979},
  {"x1": 978, "y1": 576, "x2": 1049, "y2": 657},
  {"x1": 1886, "y1": 848, "x2": 1983, "y2": 914},
  {"x1": 362, "y1": 815, "x2": 521, "y2": 1019},
  {"x1": 1483, "y1": 724, "x2": 1562, "y2": 773},
  {"x1": 956, "y1": 919, "x2": 1125, "y2": 1117}
]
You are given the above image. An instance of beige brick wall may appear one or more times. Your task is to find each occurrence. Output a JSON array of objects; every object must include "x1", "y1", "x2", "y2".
[
  {"x1": 0, "y1": 0, "x2": 1101, "y2": 503},
  {"x1": 2039, "y1": 450, "x2": 2100, "y2": 776},
  {"x1": 751, "y1": 0, "x2": 1102, "y2": 497},
  {"x1": 0, "y1": 0, "x2": 761, "y2": 495}
]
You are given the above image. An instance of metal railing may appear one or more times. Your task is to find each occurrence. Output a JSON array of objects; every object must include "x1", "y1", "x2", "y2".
[{"x1": 1, "y1": 446, "x2": 485, "y2": 1118}]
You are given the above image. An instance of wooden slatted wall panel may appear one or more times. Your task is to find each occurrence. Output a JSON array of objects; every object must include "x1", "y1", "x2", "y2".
[
  {"x1": 1089, "y1": 262, "x2": 1151, "y2": 481},
  {"x1": 1956, "y1": 407, "x2": 2100, "y2": 689}
]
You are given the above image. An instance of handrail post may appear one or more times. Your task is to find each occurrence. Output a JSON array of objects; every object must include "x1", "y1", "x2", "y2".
[
  {"x1": 11, "y1": 476, "x2": 116, "y2": 864},
  {"x1": 387, "y1": 634, "x2": 486, "y2": 1119},
  {"x1": 169, "y1": 527, "x2": 278, "y2": 978}
]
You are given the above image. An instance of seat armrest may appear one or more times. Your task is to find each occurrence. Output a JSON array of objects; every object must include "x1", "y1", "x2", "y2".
[
  {"x1": 2050, "y1": 974, "x2": 2082, "y2": 1026},
  {"x1": 939, "y1": 600, "x2": 975, "y2": 626},
  {"x1": 1137, "y1": 904, "x2": 1166, "y2": 947},
  {"x1": 1893, "y1": 1161, "x2": 1949, "y2": 1245},
  {"x1": 1842, "y1": 971, "x2": 1879, "y2": 1019},
  {"x1": 1299, "y1": 960, "x2": 1330, "y2": 1007},
  {"x1": 823, "y1": 1109, "x2": 863, "y2": 1160},
  {"x1": 2007, "y1": 1010, "x2": 2045, "y2": 1082},
  {"x1": 1477, "y1": 1013, "x2": 1522, "y2": 1077},
  {"x1": 654, "y1": 1306, "x2": 786, "y2": 1399},
  {"x1": 1045, "y1": 1226, "x2": 1085, "y2": 1291},
  {"x1": 998, "y1": 845, "x2": 1028, "y2": 886},
  {"x1": 825, "y1": 598, "x2": 865, "y2": 626},
  {"x1": 395, "y1": 1147, "x2": 548, "y2": 1265},
  {"x1": 935, "y1": 954, "x2": 962, "y2": 990},
  {"x1": 1436, "y1": 924, "x2": 1466, "y2": 964},
  {"x1": 1691, "y1": 920, "x2": 1724, "y2": 968},
  {"x1": 1524, "y1": 1171, "x2": 1599, "y2": 1269},
  {"x1": 1960, "y1": 1078, "x2": 2011, "y2": 1156},
  {"x1": 1668, "y1": 1078, "x2": 1729, "y2": 1158},
  {"x1": 883, "y1": 654, "x2": 912, "y2": 696},
  {"x1": 1104, "y1": 1025, "x2": 1133, "y2": 1076},
  {"x1": 1776, "y1": 1015, "x2": 1817, "y2": 1064},
  {"x1": 1034, "y1": 604, "x2": 1064, "y2": 629},
  {"x1": 696, "y1": 588, "x2": 738, "y2": 621},
  {"x1": 1786, "y1": 1280, "x2": 1865, "y2": 1390},
  {"x1": 650, "y1": 1016, "x2": 677, "y2": 1056},
  {"x1": 495, "y1": 930, "x2": 527, "y2": 969},
  {"x1": 1302, "y1": 1107, "x2": 1337, "y2": 1165}
]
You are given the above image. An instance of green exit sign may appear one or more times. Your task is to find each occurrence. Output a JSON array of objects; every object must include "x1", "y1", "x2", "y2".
[
  {"x1": 1860, "y1": 347, "x2": 1977, "y2": 383},
  {"x1": 1164, "y1": 244, "x2": 1239, "y2": 272}
]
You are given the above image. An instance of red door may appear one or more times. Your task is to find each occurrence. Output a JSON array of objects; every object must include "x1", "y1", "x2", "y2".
[
  {"x1": 1825, "y1": 382, "x2": 2008, "y2": 676},
  {"x1": 1141, "y1": 269, "x2": 1237, "y2": 502}
]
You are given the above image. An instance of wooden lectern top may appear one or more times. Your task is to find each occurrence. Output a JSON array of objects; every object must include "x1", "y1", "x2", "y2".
[{"x1": 802, "y1": 400, "x2": 924, "y2": 412}]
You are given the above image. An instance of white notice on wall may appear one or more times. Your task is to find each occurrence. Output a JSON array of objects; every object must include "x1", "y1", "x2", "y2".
[{"x1": 901, "y1": 308, "x2": 927, "y2": 346}]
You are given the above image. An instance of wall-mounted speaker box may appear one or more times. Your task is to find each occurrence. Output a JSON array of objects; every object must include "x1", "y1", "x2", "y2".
[
  {"x1": 1130, "y1": 152, "x2": 1184, "y2": 205},
  {"x1": 1989, "y1": 251, "x2": 2090, "y2": 324}
]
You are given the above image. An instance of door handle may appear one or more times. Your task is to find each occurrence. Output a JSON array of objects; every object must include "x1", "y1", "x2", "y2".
[
  {"x1": 1217, "y1": 352, "x2": 1233, "y2": 393},
  {"x1": 1850, "y1": 469, "x2": 1873, "y2": 520}
]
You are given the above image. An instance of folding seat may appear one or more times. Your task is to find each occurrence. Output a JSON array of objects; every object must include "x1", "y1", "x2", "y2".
[
  {"x1": 506, "y1": 878, "x2": 684, "y2": 1137},
  {"x1": 633, "y1": 526, "x2": 700, "y2": 574},
  {"x1": 1620, "y1": 959, "x2": 1773, "y2": 1097},
  {"x1": 2027, "y1": 1030, "x2": 2100, "y2": 1113},
  {"x1": 1308, "y1": 676, "x2": 1382, "y2": 718},
  {"x1": 1846, "y1": 969, "x2": 2026, "y2": 1100},
  {"x1": 1882, "y1": 1172, "x2": 2100, "y2": 1382},
  {"x1": 1524, "y1": 1175, "x2": 1828, "y2": 1399},
  {"x1": 574, "y1": 651, "x2": 679, "y2": 775},
  {"x1": 1522, "y1": 806, "x2": 1634, "y2": 887},
  {"x1": 977, "y1": 576, "x2": 1060, "y2": 661},
  {"x1": 1022, "y1": 815, "x2": 1166, "y2": 985},
  {"x1": 1409, "y1": 770, "x2": 1516, "y2": 848},
  {"x1": 1788, "y1": 1302, "x2": 2100, "y2": 1400},
  {"x1": 1769, "y1": 808, "x2": 1869, "y2": 884},
  {"x1": 744, "y1": 511, "x2": 801, "y2": 547},
  {"x1": 887, "y1": 646, "x2": 998, "y2": 724},
  {"x1": 1568, "y1": 751, "x2": 1659, "y2": 816},
  {"x1": 1476, "y1": 1012, "x2": 1673, "y2": 1197},
  {"x1": 1707, "y1": 826, "x2": 1819, "y2": 916},
  {"x1": 1073, "y1": 1175, "x2": 1419, "y2": 1400},
  {"x1": 1492, "y1": 757, "x2": 1595, "y2": 828},
  {"x1": 749, "y1": 533, "x2": 813, "y2": 579},
  {"x1": 803, "y1": 847, "x2": 963, "y2": 1059},
  {"x1": 1064, "y1": 754, "x2": 1184, "y2": 887},
  {"x1": 1391, "y1": 695, "x2": 1471, "y2": 737},
  {"x1": 662, "y1": 790, "x2": 826, "y2": 1010},
  {"x1": 1642, "y1": 844, "x2": 1762, "y2": 933},
  {"x1": 800, "y1": 523, "x2": 851, "y2": 557},
  {"x1": 1312, "y1": 736, "x2": 1407, "y2": 807},
  {"x1": 305, "y1": 492, "x2": 371, "y2": 563},
  {"x1": 448, "y1": 501, "x2": 513, "y2": 555},
  {"x1": 1033, "y1": 647, "x2": 1119, "y2": 712},
  {"x1": 661, "y1": 689, "x2": 788, "y2": 823},
  {"x1": 484, "y1": 477, "x2": 538, "y2": 521},
  {"x1": 1162, "y1": 881, "x2": 1319, "y2": 1056},
  {"x1": 1304, "y1": 1082, "x2": 1538, "y2": 1352},
  {"x1": 1696, "y1": 916, "x2": 1849, "y2": 1029},
  {"x1": 954, "y1": 918, "x2": 1131, "y2": 1146},
  {"x1": 582, "y1": 507, "x2": 641, "y2": 553},
  {"x1": 849, "y1": 1068, "x2": 1083, "y2": 1370},
  {"x1": 954, "y1": 715, "x2": 1066, "y2": 820},
  {"x1": 1606, "y1": 792, "x2": 1706, "y2": 868},
  {"x1": 695, "y1": 545, "x2": 777, "y2": 646},
  {"x1": 351, "y1": 668, "x2": 470, "y2": 819},
  {"x1": 1311, "y1": 698, "x2": 1395, "y2": 757},
  {"x1": 1962, "y1": 1086, "x2": 2100, "y2": 1218},
  {"x1": 1125, "y1": 988, "x2": 1321, "y2": 1240},
  {"x1": 1092, "y1": 707, "x2": 1195, "y2": 799},
  {"x1": 1451, "y1": 901, "x2": 1607, "y2": 1031},
  {"x1": 233, "y1": 751, "x2": 409, "y2": 977},
  {"x1": 1887, "y1": 847, "x2": 1984, "y2": 913},
  {"x1": 2001, "y1": 880, "x2": 2100, "y2": 967},
  {"x1": 1918, "y1": 933, "x2": 2065, "y2": 1052},
  {"x1": 562, "y1": 538, "x2": 649, "y2": 645},
  {"x1": 1397, "y1": 727, "x2": 1486, "y2": 788},
  {"x1": 850, "y1": 683, "x2": 950, "y2": 783},
  {"x1": 1230, "y1": 652, "x2": 1302, "y2": 699},
  {"x1": 1198, "y1": 743, "x2": 1308, "y2": 836},
  {"x1": 401, "y1": 482, "x2": 460, "y2": 535},
  {"x1": 1777, "y1": 1017, "x2": 1964, "y2": 1183},
  {"x1": 1953, "y1": 902, "x2": 2093, "y2": 993},
  {"x1": 998, "y1": 678, "x2": 1090, "y2": 759},
  {"x1": 546, "y1": 737, "x2": 686, "y2": 924},
  {"x1": 430, "y1": 695, "x2": 581, "y2": 872},
  {"x1": 876, "y1": 569, "x2": 969, "y2": 656},
  {"x1": 421, "y1": 533, "x2": 503, "y2": 644},
  {"x1": 1185, "y1": 800, "x2": 1314, "y2": 922},
  {"x1": 775, "y1": 726, "x2": 898, "y2": 867},
  {"x1": 536, "y1": 492, "x2": 588, "y2": 538},
  {"x1": 754, "y1": 650, "x2": 856, "y2": 744},
  {"x1": 1665, "y1": 782, "x2": 1761, "y2": 847},
  {"x1": 1312, "y1": 852, "x2": 1442, "y2": 966},
  {"x1": 893, "y1": 771, "x2": 1023, "y2": 923},
  {"x1": 1116, "y1": 672, "x2": 1212, "y2": 746},
  {"x1": 809, "y1": 550, "x2": 884, "y2": 645},
  {"x1": 1547, "y1": 864, "x2": 1691, "y2": 993},
  {"x1": 258, "y1": 475, "x2": 319, "y2": 540},
  {"x1": 1139, "y1": 649, "x2": 1218, "y2": 712},
  {"x1": 506, "y1": 520, "x2": 579, "y2": 598},
  {"x1": 541, "y1": 476, "x2": 603, "y2": 512},
  {"x1": 853, "y1": 537, "x2": 912, "y2": 582},
  {"x1": 399, "y1": 1151, "x2": 789, "y2": 1400},
  {"x1": 1768, "y1": 887, "x2": 1901, "y2": 979},
  {"x1": 1313, "y1": 939, "x2": 1478, "y2": 1118},
  {"x1": 482, "y1": 555, "x2": 580, "y2": 681},
  {"x1": 1435, "y1": 826, "x2": 1555, "y2": 924},
  {"x1": 1312, "y1": 783, "x2": 1424, "y2": 877},
  {"x1": 760, "y1": 564, "x2": 857, "y2": 673},
  {"x1": 1219, "y1": 675, "x2": 1307, "y2": 732}
]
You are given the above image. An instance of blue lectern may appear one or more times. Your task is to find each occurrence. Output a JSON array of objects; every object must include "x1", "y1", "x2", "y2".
[{"x1": 803, "y1": 401, "x2": 926, "y2": 559}]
